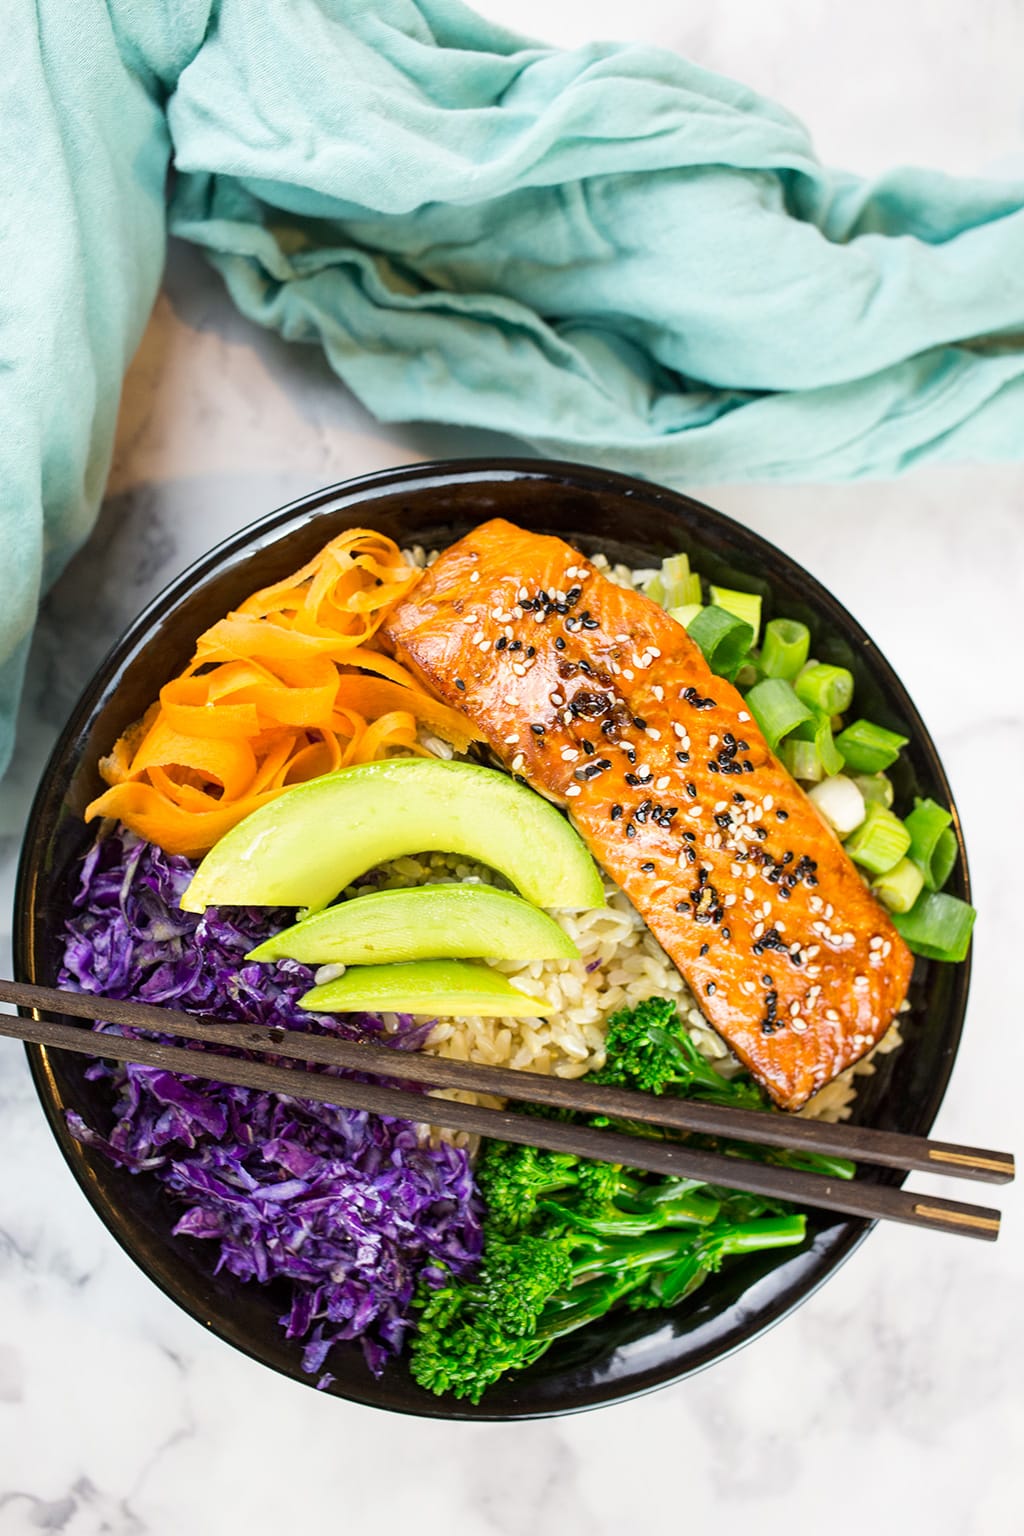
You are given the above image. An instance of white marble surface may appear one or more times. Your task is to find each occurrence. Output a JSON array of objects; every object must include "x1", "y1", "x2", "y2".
[{"x1": 2, "y1": 5, "x2": 1023, "y2": 1533}]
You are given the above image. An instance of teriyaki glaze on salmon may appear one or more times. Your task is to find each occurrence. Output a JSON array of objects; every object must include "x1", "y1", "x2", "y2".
[{"x1": 382, "y1": 518, "x2": 914, "y2": 1110}]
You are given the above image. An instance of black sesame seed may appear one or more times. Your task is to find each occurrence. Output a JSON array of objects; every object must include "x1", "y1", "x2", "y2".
[
  {"x1": 778, "y1": 886, "x2": 791, "y2": 900},
  {"x1": 708, "y1": 762, "x2": 719, "y2": 774},
  {"x1": 737, "y1": 740, "x2": 750, "y2": 752},
  {"x1": 509, "y1": 640, "x2": 523, "y2": 652},
  {"x1": 455, "y1": 678, "x2": 466, "y2": 691},
  {"x1": 554, "y1": 602, "x2": 568, "y2": 614},
  {"x1": 733, "y1": 792, "x2": 745, "y2": 803},
  {"x1": 554, "y1": 636, "x2": 566, "y2": 651},
  {"x1": 699, "y1": 943, "x2": 709, "y2": 956},
  {"x1": 722, "y1": 927, "x2": 731, "y2": 940},
  {"x1": 610, "y1": 804, "x2": 623, "y2": 820},
  {"x1": 686, "y1": 783, "x2": 697, "y2": 798},
  {"x1": 641, "y1": 861, "x2": 655, "y2": 873},
  {"x1": 714, "y1": 813, "x2": 732, "y2": 828},
  {"x1": 633, "y1": 717, "x2": 647, "y2": 730},
  {"x1": 754, "y1": 826, "x2": 767, "y2": 839},
  {"x1": 582, "y1": 617, "x2": 599, "y2": 630},
  {"x1": 675, "y1": 751, "x2": 690, "y2": 764},
  {"x1": 776, "y1": 808, "x2": 789, "y2": 821},
  {"x1": 625, "y1": 823, "x2": 637, "y2": 838},
  {"x1": 723, "y1": 733, "x2": 735, "y2": 746},
  {"x1": 581, "y1": 739, "x2": 595, "y2": 754},
  {"x1": 530, "y1": 723, "x2": 545, "y2": 735},
  {"x1": 495, "y1": 636, "x2": 508, "y2": 651},
  {"x1": 706, "y1": 982, "x2": 716, "y2": 996},
  {"x1": 686, "y1": 848, "x2": 696, "y2": 863},
  {"x1": 743, "y1": 761, "x2": 755, "y2": 773},
  {"x1": 565, "y1": 586, "x2": 582, "y2": 605},
  {"x1": 526, "y1": 646, "x2": 536, "y2": 658},
  {"x1": 682, "y1": 830, "x2": 696, "y2": 841}
]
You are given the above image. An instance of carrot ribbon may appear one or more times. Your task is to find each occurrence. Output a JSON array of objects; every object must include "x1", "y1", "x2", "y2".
[{"x1": 86, "y1": 529, "x2": 479, "y2": 856}]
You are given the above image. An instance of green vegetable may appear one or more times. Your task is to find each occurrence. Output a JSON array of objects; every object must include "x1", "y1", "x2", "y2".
[
  {"x1": 760, "y1": 618, "x2": 810, "y2": 680},
  {"x1": 247, "y1": 883, "x2": 578, "y2": 965},
  {"x1": 744, "y1": 678, "x2": 813, "y2": 752},
  {"x1": 893, "y1": 890, "x2": 976, "y2": 962},
  {"x1": 669, "y1": 601, "x2": 704, "y2": 629},
  {"x1": 182, "y1": 758, "x2": 605, "y2": 914},
  {"x1": 833, "y1": 719, "x2": 908, "y2": 774},
  {"x1": 930, "y1": 828, "x2": 959, "y2": 892},
  {"x1": 903, "y1": 797, "x2": 957, "y2": 890},
  {"x1": 299, "y1": 958, "x2": 554, "y2": 1018},
  {"x1": 871, "y1": 857, "x2": 925, "y2": 914},
  {"x1": 794, "y1": 662, "x2": 855, "y2": 716},
  {"x1": 684, "y1": 605, "x2": 754, "y2": 682},
  {"x1": 854, "y1": 773, "x2": 895, "y2": 809},
  {"x1": 646, "y1": 554, "x2": 701, "y2": 609},
  {"x1": 791, "y1": 709, "x2": 845, "y2": 777},
  {"x1": 843, "y1": 803, "x2": 912, "y2": 875},
  {"x1": 410, "y1": 998, "x2": 853, "y2": 1402},
  {"x1": 708, "y1": 585, "x2": 762, "y2": 644},
  {"x1": 781, "y1": 737, "x2": 824, "y2": 782}
]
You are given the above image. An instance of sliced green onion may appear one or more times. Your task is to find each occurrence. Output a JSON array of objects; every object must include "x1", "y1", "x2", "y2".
[
  {"x1": 760, "y1": 618, "x2": 810, "y2": 681},
  {"x1": 834, "y1": 718, "x2": 908, "y2": 773},
  {"x1": 794, "y1": 662, "x2": 854, "y2": 716},
  {"x1": 781, "y1": 737, "x2": 824, "y2": 783},
  {"x1": 709, "y1": 585, "x2": 762, "y2": 645},
  {"x1": 930, "y1": 828, "x2": 959, "y2": 892},
  {"x1": 792, "y1": 710, "x2": 844, "y2": 777},
  {"x1": 903, "y1": 796, "x2": 954, "y2": 890},
  {"x1": 808, "y1": 775, "x2": 866, "y2": 837},
  {"x1": 744, "y1": 678, "x2": 812, "y2": 752},
  {"x1": 647, "y1": 553, "x2": 702, "y2": 610},
  {"x1": 893, "y1": 890, "x2": 976, "y2": 963},
  {"x1": 669, "y1": 602, "x2": 704, "y2": 630},
  {"x1": 871, "y1": 857, "x2": 925, "y2": 915},
  {"x1": 684, "y1": 605, "x2": 753, "y2": 681},
  {"x1": 842, "y1": 803, "x2": 911, "y2": 876},
  {"x1": 854, "y1": 773, "x2": 894, "y2": 809}
]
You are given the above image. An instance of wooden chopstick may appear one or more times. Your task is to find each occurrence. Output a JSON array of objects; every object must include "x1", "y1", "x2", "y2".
[
  {"x1": 2, "y1": 980, "x2": 1012, "y2": 1184},
  {"x1": 0, "y1": 981, "x2": 1009, "y2": 1242}
]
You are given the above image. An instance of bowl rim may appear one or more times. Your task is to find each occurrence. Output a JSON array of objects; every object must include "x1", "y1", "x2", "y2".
[{"x1": 13, "y1": 456, "x2": 972, "y2": 1420}]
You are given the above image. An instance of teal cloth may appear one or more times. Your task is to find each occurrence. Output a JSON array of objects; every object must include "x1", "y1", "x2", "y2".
[{"x1": 3, "y1": 0, "x2": 1024, "y2": 773}]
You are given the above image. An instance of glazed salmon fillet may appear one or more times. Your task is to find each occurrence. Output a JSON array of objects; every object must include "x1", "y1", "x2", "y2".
[{"x1": 382, "y1": 519, "x2": 913, "y2": 1110}]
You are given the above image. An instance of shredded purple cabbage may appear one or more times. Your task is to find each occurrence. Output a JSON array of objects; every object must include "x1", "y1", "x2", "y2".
[{"x1": 58, "y1": 827, "x2": 483, "y2": 1381}]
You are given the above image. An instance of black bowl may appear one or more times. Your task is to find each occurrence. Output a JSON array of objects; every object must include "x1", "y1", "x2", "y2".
[{"x1": 14, "y1": 459, "x2": 971, "y2": 1419}]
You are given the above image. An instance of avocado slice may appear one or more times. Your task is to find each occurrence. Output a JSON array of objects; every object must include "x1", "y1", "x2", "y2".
[
  {"x1": 247, "y1": 883, "x2": 579, "y2": 965},
  {"x1": 181, "y1": 758, "x2": 604, "y2": 914},
  {"x1": 300, "y1": 959, "x2": 554, "y2": 1018}
]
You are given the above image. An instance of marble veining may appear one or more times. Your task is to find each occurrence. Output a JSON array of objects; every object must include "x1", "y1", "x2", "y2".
[{"x1": 1, "y1": 4, "x2": 1023, "y2": 1532}]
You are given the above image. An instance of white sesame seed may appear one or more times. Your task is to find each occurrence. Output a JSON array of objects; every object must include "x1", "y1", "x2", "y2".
[
  {"x1": 825, "y1": 903, "x2": 835, "y2": 920},
  {"x1": 825, "y1": 1009, "x2": 840, "y2": 1023},
  {"x1": 490, "y1": 608, "x2": 503, "y2": 621},
  {"x1": 724, "y1": 893, "x2": 737, "y2": 907},
  {"x1": 504, "y1": 695, "x2": 517, "y2": 706},
  {"x1": 673, "y1": 722, "x2": 687, "y2": 739},
  {"x1": 741, "y1": 980, "x2": 757, "y2": 996},
  {"x1": 714, "y1": 801, "x2": 728, "y2": 813},
  {"x1": 790, "y1": 1001, "x2": 801, "y2": 1017},
  {"x1": 562, "y1": 710, "x2": 573, "y2": 725},
  {"x1": 763, "y1": 794, "x2": 774, "y2": 811},
  {"x1": 534, "y1": 612, "x2": 545, "y2": 624},
  {"x1": 622, "y1": 669, "x2": 635, "y2": 681},
  {"x1": 517, "y1": 587, "x2": 529, "y2": 601},
  {"x1": 687, "y1": 805, "x2": 702, "y2": 819},
  {"x1": 882, "y1": 940, "x2": 891, "y2": 957},
  {"x1": 647, "y1": 727, "x2": 662, "y2": 741},
  {"x1": 561, "y1": 748, "x2": 579, "y2": 762},
  {"x1": 806, "y1": 966, "x2": 821, "y2": 978},
  {"x1": 744, "y1": 887, "x2": 755, "y2": 901},
  {"x1": 469, "y1": 570, "x2": 480, "y2": 583},
  {"x1": 753, "y1": 922, "x2": 765, "y2": 939},
  {"x1": 512, "y1": 606, "x2": 523, "y2": 620},
  {"x1": 512, "y1": 663, "x2": 526, "y2": 676},
  {"x1": 869, "y1": 936, "x2": 883, "y2": 950},
  {"x1": 504, "y1": 734, "x2": 518, "y2": 745},
  {"x1": 655, "y1": 775, "x2": 670, "y2": 790},
  {"x1": 565, "y1": 784, "x2": 581, "y2": 797},
  {"x1": 652, "y1": 686, "x2": 664, "y2": 701},
  {"x1": 791, "y1": 1019, "x2": 808, "y2": 1034},
  {"x1": 810, "y1": 897, "x2": 824, "y2": 915},
  {"x1": 478, "y1": 639, "x2": 491, "y2": 652},
  {"x1": 511, "y1": 754, "x2": 525, "y2": 772},
  {"x1": 550, "y1": 693, "x2": 564, "y2": 707},
  {"x1": 738, "y1": 711, "x2": 750, "y2": 722},
  {"x1": 853, "y1": 975, "x2": 869, "y2": 989},
  {"x1": 731, "y1": 863, "x2": 743, "y2": 878}
]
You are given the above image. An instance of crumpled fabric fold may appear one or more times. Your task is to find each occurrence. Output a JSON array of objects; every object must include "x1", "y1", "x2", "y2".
[{"x1": 2, "y1": 0, "x2": 1022, "y2": 771}]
